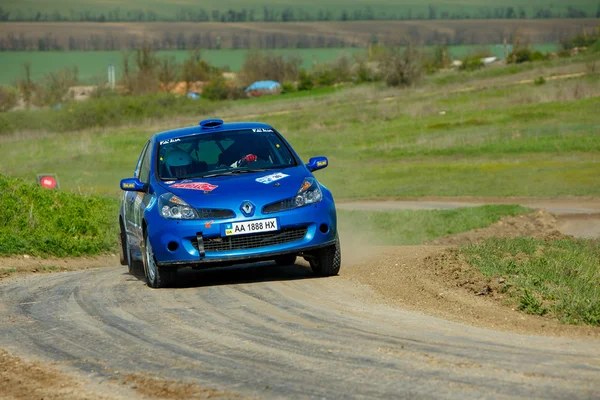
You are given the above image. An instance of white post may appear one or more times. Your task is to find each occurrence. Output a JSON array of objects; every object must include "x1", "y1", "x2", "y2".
[{"x1": 108, "y1": 65, "x2": 116, "y2": 90}]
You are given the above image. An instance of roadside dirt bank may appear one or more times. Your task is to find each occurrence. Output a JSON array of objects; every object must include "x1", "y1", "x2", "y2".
[
  {"x1": 341, "y1": 210, "x2": 599, "y2": 338},
  {"x1": 0, "y1": 254, "x2": 119, "y2": 281}
]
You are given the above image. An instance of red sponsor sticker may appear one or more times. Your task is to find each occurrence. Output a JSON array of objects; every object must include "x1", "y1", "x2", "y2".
[{"x1": 170, "y1": 182, "x2": 218, "y2": 192}]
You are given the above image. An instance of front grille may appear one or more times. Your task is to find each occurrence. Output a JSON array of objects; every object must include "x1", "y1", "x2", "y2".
[
  {"x1": 195, "y1": 208, "x2": 235, "y2": 219},
  {"x1": 193, "y1": 227, "x2": 307, "y2": 252},
  {"x1": 263, "y1": 198, "x2": 295, "y2": 214}
]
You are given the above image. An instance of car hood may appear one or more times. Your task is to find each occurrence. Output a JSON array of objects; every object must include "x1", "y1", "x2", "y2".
[{"x1": 157, "y1": 167, "x2": 308, "y2": 210}]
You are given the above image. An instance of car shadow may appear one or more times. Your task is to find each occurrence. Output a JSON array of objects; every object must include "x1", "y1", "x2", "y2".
[{"x1": 171, "y1": 261, "x2": 318, "y2": 289}]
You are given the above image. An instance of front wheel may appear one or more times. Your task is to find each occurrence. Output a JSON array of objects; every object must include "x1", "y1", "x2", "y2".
[
  {"x1": 143, "y1": 233, "x2": 176, "y2": 288},
  {"x1": 309, "y1": 236, "x2": 341, "y2": 277}
]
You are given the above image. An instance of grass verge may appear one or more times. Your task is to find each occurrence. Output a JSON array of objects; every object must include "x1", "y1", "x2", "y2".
[
  {"x1": 0, "y1": 174, "x2": 119, "y2": 257},
  {"x1": 461, "y1": 237, "x2": 600, "y2": 326},
  {"x1": 338, "y1": 205, "x2": 529, "y2": 246},
  {"x1": 2, "y1": 62, "x2": 599, "y2": 198}
]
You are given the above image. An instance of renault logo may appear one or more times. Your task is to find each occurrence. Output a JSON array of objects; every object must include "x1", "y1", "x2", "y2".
[{"x1": 240, "y1": 201, "x2": 255, "y2": 216}]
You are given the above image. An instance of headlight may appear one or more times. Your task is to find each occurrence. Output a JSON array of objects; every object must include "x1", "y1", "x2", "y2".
[
  {"x1": 158, "y1": 193, "x2": 199, "y2": 219},
  {"x1": 293, "y1": 177, "x2": 322, "y2": 208}
]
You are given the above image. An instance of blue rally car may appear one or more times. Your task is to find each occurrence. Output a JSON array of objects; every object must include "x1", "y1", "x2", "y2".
[{"x1": 119, "y1": 119, "x2": 340, "y2": 288}]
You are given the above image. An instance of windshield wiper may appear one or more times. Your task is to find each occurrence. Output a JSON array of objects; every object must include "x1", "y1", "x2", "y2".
[{"x1": 202, "y1": 169, "x2": 268, "y2": 178}]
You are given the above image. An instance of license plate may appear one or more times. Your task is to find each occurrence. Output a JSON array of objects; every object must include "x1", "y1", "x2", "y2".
[{"x1": 224, "y1": 218, "x2": 278, "y2": 236}]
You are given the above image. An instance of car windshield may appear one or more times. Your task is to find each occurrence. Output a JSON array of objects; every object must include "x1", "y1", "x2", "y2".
[{"x1": 157, "y1": 129, "x2": 298, "y2": 180}]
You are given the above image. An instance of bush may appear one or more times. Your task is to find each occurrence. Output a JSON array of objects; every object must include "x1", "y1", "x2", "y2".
[
  {"x1": 202, "y1": 75, "x2": 229, "y2": 101},
  {"x1": 0, "y1": 174, "x2": 119, "y2": 257},
  {"x1": 16, "y1": 62, "x2": 36, "y2": 109},
  {"x1": 34, "y1": 66, "x2": 79, "y2": 107},
  {"x1": 534, "y1": 76, "x2": 546, "y2": 86},
  {"x1": 316, "y1": 69, "x2": 337, "y2": 86},
  {"x1": 281, "y1": 82, "x2": 296, "y2": 94},
  {"x1": 353, "y1": 54, "x2": 380, "y2": 83},
  {"x1": 297, "y1": 70, "x2": 314, "y2": 91},
  {"x1": 459, "y1": 56, "x2": 484, "y2": 71},
  {"x1": 424, "y1": 45, "x2": 452, "y2": 73},
  {"x1": 181, "y1": 50, "x2": 215, "y2": 92},
  {"x1": 238, "y1": 50, "x2": 301, "y2": 87},
  {"x1": 312, "y1": 54, "x2": 354, "y2": 87},
  {"x1": 508, "y1": 49, "x2": 549, "y2": 64},
  {"x1": 121, "y1": 46, "x2": 161, "y2": 94},
  {"x1": 0, "y1": 86, "x2": 18, "y2": 112},
  {"x1": 0, "y1": 114, "x2": 15, "y2": 134},
  {"x1": 158, "y1": 55, "x2": 181, "y2": 92},
  {"x1": 562, "y1": 32, "x2": 600, "y2": 50},
  {"x1": 380, "y1": 46, "x2": 424, "y2": 88}
]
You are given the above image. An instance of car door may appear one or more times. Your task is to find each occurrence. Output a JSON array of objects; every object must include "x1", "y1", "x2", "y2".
[
  {"x1": 124, "y1": 141, "x2": 150, "y2": 250},
  {"x1": 131, "y1": 140, "x2": 154, "y2": 246}
]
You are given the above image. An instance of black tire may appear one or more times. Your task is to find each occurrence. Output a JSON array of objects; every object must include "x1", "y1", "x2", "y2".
[
  {"x1": 118, "y1": 222, "x2": 128, "y2": 266},
  {"x1": 142, "y1": 232, "x2": 176, "y2": 288},
  {"x1": 309, "y1": 236, "x2": 341, "y2": 277},
  {"x1": 274, "y1": 254, "x2": 297, "y2": 266}
]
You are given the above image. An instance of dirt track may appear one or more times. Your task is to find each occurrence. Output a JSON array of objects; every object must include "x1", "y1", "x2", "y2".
[
  {"x1": 2, "y1": 261, "x2": 600, "y2": 399},
  {"x1": 1, "y1": 198, "x2": 599, "y2": 399}
]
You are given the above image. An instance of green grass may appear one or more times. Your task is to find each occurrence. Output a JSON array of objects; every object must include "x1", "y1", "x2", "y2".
[
  {"x1": 3, "y1": 0, "x2": 596, "y2": 21},
  {"x1": 0, "y1": 45, "x2": 561, "y2": 85},
  {"x1": 339, "y1": 205, "x2": 529, "y2": 245},
  {"x1": 1, "y1": 63, "x2": 599, "y2": 198},
  {"x1": 461, "y1": 237, "x2": 600, "y2": 326},
  {"x1": 0, "y1": 92, "x2": 222, "y2": 133},
  {"x1": 0, "y1": 174, "x2": 119, "y2": 257}
]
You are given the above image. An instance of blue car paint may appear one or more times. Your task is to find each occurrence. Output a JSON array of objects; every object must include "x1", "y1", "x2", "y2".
[{"x1": 120, "y1": 121, "x2": 337, "y2": 269}]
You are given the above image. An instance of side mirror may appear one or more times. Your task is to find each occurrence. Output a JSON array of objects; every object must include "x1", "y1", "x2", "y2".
[
  {"x1": 306, "y1": 156, "x2": 328, "y2": 172},
  {"x1": 120, "y1": 178, "x2": 146, "y2": 192}
]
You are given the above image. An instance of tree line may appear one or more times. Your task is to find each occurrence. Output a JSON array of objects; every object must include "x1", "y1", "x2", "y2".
[
  {"x1": 1, "y1": 25, "x2": 585, "y2": 52},
  {"x1": 0, "y1": 5, "x2": 597, "y2": 22}
]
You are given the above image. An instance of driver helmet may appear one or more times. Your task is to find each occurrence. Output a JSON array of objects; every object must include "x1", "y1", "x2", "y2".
[{"x1": 165, "y1": 150, "x2": 192, "y2": 178}]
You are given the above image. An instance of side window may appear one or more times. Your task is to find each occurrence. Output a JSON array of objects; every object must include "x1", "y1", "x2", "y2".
[
  {"x1": 138, "y1": 141, "x2": 153, "y2": 183},
  {"x1": 134, "y1": 141, "x2": 150, "y2": 179}
]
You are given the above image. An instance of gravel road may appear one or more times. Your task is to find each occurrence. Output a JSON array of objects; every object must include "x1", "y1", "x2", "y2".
[{"x1": 1, "y1": 262, "x2": 599, "y2": 399}]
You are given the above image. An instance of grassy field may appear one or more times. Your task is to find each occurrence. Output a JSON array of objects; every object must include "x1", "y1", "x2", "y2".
[
  {"x1": 1, "y1": 53, "x2": 599, "y2": 198},
  {"x1": 0, "y1": 174, "x2": 118, "y2": 257},
  {"x1": 4, "y1": 0, "x2": 597, "y2": 20},
  {"x1": 462, "y1": 237, "x2": 600, "y2": 326},
  {"x1": 0, "y1": 44, "x2": 562, "y2": 85}
]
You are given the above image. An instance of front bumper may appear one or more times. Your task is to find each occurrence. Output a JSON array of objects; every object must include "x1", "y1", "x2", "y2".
[{"x1": 146, "y1": 200, "x2": 337, "y2": 268}]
